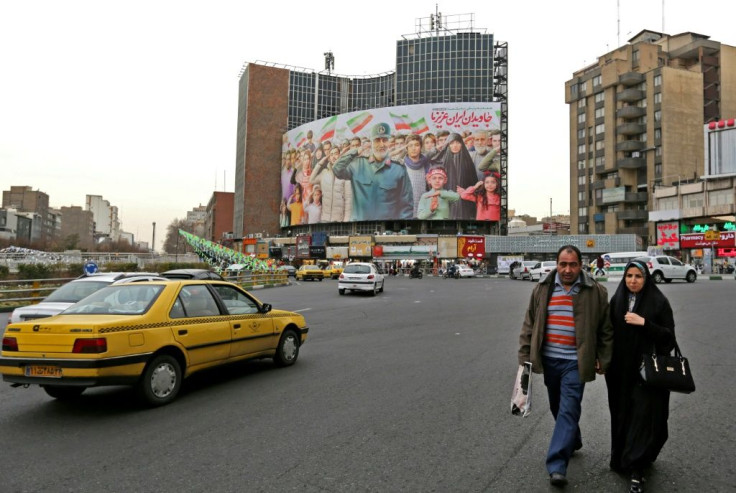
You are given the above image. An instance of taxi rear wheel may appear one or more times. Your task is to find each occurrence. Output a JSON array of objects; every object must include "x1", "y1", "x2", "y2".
[
  {"x1": 43, "y1": 385, "x2": 86, "y2": 400},
  {"x1": 138, "y1": 354, "x2": 182, "y2": 406},
  {"x1": 274, "y1": 329, "x2": 300, "y2": 367}
]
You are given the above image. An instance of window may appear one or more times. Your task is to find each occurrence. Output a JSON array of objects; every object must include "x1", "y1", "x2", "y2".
[
  {"x1": 578, "y1": 222, "x2": 589, "y2": 234},
  {"x1": 578, "y1": 191, "x2": 586, "y2": 201},
  {"x1": 579, "y1": 81, "x2": 587, "y2": 95},
  {"x1": 655, "y1": 146, "x2": 662, "y2": 157},
  {"x1": 579, "y1": 207, "x2": 588, "y2": 216},
  {"x1": 632, "y1": 50, "x2": 640, "y2": 64},
  {"x1": 595, "y1": 140, "x2": 605, "y2": 151},
  {"x1": 654, "y1": 74, "x2": 662, "y2": 86},
  {"x1": 684, "y1": 194, "x2": 703, "y2": 208},
  {"x1": 578, "y1": 159, "x2": 586, "y2": 170},
  {"x1": 578, "y1": 144, "x2": 586, "y2": 155},
  {"x1": 577, "y1": 128, "x2": 585, "y2": 139},
  {"x1": 577, "y1": 98, "x2": 586, "y2": 108},
  {"x1": 655, "y1": 163, "x2": 662, "y2": 177},
  {"x1": 176, "y1": 285, "x2": 221, "y2": 318},
  {"x1": 637, "y1": 98, "x2": 647, "y2": 108},
  {"x1": 578, "y1": 113, "x2": 586, "y2": 124},
  {"x1": 593, "y1": 75, "x2": 602, "y2": 86},
  {"x1": 578, "y1": 175, "x2": 587, "y2": 186},
  {"x1": 595, "y1": 107, "x2": 605, "y2": 119},
  {"x1": 654, "y1": 92, "x2": 662, "y2": 104},
  {"x1": 709, "y1": 189, "x2": 735, "y2": 207},
  {"x1": 211, "y1": 284, "x2": 260, "y2": 314},
  {"x1": 654, "y1": 128, "x2": 661, "y2": 140},
  {"x1": 595, "y1": 123, "x2": 605, "y2": 134},
  {"x1": 654, "y1": 110, "x2": 661, "y2": 122},
  {"x1": 596, "y1": 156, "x2": 605, "y2": 167},
  {"x1": 595, "y1": 92, "x2": 605, "y2": 103},
  {"x1": 658, "y1": 196, "x2": 678, "y2": 210}
]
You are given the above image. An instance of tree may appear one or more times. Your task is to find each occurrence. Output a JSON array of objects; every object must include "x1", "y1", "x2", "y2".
[{"x1": 163, "y1": 218, "x2": 195, "y2": 254}]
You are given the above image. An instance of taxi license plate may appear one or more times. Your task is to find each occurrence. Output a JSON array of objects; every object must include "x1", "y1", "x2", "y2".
[{"x1": 25, "y1": 365, "x2": 62, "y2": 378}]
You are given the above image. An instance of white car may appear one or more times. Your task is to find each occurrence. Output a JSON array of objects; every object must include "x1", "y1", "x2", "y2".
[
  {"x1": 456, "y1": 265, "x2": 476, "y2": 278},
  {"x1": 338, "y1": 262, "x2": 385, "y2": 296},
  {"x1": 529, "y1": 261, "x2": 557, "y2": 282},
  {"x1": 9, "y1": 272, "x2": 166, "y2": 323},
  {"x1": 512, "y1": 261, "x2": 538, "y2": 280},
  {"x1": 633, "y1": 256, "x2": 697, "y2": 283}
]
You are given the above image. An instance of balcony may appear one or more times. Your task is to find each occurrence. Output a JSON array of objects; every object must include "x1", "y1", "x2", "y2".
[
  {"x1": 617, "y1": 89, "x2": 645, "y2": 103},
  {"x1": 617, "y1": 209, "x2": 649, "y2": 221},
  {"x1": 616, "y1": 140, "x2": 645, "y2": 152},
  {"x1": 616, "y1": 106, "x2": 646, "y2": 119},
  {"x1": 624, "y1": 192, "x2": 649, "y2": 203},
  {"x1": 591, "y1": 180, "x2": 605, "y2": 190},
  {"x1": 619, "y1": 72, "x2": 645, "y2": 86},
  {"x1": 617, "y1": 157, "x2": 646, "y2": 169},
  {"x1": 617, "y1": 122, "x2": 646, "y2": 135}
]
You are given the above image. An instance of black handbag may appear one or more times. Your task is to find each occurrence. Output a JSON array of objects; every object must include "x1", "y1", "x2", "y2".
[{"x1": 640, "y1": 341, "x2": 695, "y2": 394}]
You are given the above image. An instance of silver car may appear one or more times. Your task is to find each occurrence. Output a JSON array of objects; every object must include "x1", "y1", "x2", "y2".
[{"x1": 9, "y1": 272, "x2": 165, "y2": 323}]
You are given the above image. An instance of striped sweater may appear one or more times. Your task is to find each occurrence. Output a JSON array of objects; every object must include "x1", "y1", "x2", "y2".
[{"x1": 541, "y1": 280, "x2": 581, "y2": 360}]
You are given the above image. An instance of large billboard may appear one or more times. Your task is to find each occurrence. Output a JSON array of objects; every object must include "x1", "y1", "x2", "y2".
[
  {"x1": 281, "y1": 102, "x2": 502, "y2": 224},
  {"x1": 704, "y1": 118, "x2": 736, "y2": 176}
]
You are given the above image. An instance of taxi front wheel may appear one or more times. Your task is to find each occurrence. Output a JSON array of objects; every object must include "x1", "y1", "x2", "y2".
[
  {"x1": 274, "y1": 329, "x2": 300, "y2": 367},
  {"x1": 138, "y1": 354, "x2": 182, "y2": 406}
]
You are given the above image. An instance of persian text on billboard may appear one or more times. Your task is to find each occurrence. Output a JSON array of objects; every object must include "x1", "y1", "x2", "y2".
[{"x1": 281, "y1": 103, "x2": 503, "y2": 225}]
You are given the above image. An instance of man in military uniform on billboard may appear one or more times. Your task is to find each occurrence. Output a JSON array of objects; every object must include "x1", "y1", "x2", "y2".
[{"x1": 333, "y1": 122, "x2": 414, "y2": 221}]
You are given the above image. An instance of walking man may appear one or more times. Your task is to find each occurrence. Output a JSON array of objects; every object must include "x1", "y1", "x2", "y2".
[{"x1": 517, "y1": 245, "x2": 614, "y2": 487}]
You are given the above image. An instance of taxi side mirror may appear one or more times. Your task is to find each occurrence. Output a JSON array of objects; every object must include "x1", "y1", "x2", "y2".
[{"x1": 261, "y1": 303, "x2": 272, "y2": 313}]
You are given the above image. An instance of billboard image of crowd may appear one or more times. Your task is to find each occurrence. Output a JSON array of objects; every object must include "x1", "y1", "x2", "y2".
[{"x1": 280, "y1": 102, "x2": 503, "y2": 225}]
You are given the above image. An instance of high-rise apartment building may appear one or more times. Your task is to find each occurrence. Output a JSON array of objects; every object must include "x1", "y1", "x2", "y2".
[
  {"x1": 566, "y1": 30, "x2": 736, "y2": 245},
  {"x1": 233, "y1": 13, "x2": 508, "y2": 239}
]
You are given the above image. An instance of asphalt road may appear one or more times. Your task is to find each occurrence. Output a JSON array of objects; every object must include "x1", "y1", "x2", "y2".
[{"x1": 0, "y1": 276, "x2": 733, "y2": 492}]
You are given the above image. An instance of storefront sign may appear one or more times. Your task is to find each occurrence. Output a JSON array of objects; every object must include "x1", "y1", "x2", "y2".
[
  {"x1": 458, "y1": 235, "x2": 486, "y2": 258},
  {"x1": 680, "y1": 231, "x2": 736, "y2": 248},
  {"x1": 656, "y1": 221, "x2": 680, "y2": 250}
]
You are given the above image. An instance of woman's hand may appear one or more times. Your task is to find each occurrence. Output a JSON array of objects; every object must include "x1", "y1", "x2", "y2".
[{"x1": 624, "y1": 311, "x2": 645, "y2": 326}]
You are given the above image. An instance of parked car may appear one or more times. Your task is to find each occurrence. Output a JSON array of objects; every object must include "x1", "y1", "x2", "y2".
[
  {"x1": 8, "y1": 272, "x2": 165, "y2": 324},
  {"x1": 295, "y1": 264, "x2": 324, "y2": 281},
  {"x1": 0, "y1": 280, "x2": 309, "y2": 406},
  {"x1": 277, "y1": 265, "x2": 297, "y2": 277},
  {"x1": 511, "y1": 261, "x2": 538, "y2": 280},
  {"x1": 456, "y1": 265, "x2": 476, "y2": 278},
  {"x1": 633, "y1": 256, "x2": 697, "y2": 283},
  {"x1": 338, "y1": 262, "x2": 385, "y2": 296},
  {"x1": 530, "y1": 261, "x2": 557, "y2": 282},
  {"x1": 161, "y1": 269, "x2": 225, "y2": 281}
]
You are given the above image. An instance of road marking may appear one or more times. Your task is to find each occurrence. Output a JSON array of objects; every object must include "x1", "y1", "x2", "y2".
[{"x1": 294, "y1": 308, "x2": 311, "y2": 312}]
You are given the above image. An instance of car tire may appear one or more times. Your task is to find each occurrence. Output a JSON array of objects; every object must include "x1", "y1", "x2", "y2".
[
  {"x1": 339, "y1": 288, "x2": 345, "y2": 295},
  {"x1": 319, "y1": 278, "x2": 323, "y2": 282},
  {"x1": 379, "y1": 280, "x2": 384, "y2": 293},
  {"x1": 274, "y1": 328, "x2": 299, "y2": 367},
  {"x1": 137, "y1": 354, "x2": 182, "y2": 407},
  {"x1": 686, "y1": 271, "x2": 697, "y2": 283},
  {"x1": 652, "y1": 271, "x2": 665, "y2": 284},
  {"x1": 43, "y1": 385, "x2": 86, "y2": 400}
]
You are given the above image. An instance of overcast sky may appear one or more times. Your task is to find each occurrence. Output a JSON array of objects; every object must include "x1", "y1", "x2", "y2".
[{"x1": 1, "y1": 0, "x2": 733, "y2": 251}]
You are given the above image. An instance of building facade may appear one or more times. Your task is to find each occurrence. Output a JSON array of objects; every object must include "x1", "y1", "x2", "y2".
[
  {"x1": 565, "y1": 30, "x2": 736, "y2": 246},
  {"x1": 233, "y1": 13, "x2": 508, "y2": 240},
  {"x1": 205, "y1": 192, "x2": 234, "y2": 243},
  {"x1": 1, "y1": 186, "x2": 52, "y2": 243},
  {"x1": 59, "y1": 206, "x2": 95, "y2": 250}
]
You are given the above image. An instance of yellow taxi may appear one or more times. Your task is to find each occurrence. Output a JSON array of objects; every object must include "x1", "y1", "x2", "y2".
[
  {"x1": 0, "y1": 280, "x2": 308, "y2": 406},
  {"x1": 295, "y1": 264, "x2": 324, "y2": 281}
]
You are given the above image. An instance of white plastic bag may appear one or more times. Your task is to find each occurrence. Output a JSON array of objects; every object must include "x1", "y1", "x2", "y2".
[{"x1": 510, "y1": 362, "x2": 533, "y2": 417}]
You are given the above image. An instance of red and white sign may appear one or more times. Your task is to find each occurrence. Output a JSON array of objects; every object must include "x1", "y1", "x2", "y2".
[
  {"x1": 656, "y1": 221, "x2": 680, "y2": 250},
  {"x1": 680, "y1": 231, "x2": 736, "y2": 249}
]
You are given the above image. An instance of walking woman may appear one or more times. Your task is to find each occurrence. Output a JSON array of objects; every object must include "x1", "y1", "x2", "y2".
[{"x1": 605, "y1": 261, "x2": 676, "y2": 492}]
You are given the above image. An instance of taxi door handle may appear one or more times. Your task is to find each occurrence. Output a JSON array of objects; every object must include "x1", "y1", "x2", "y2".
[
  {"x1": 178, "y1": 329, "x2": 187, "y2": 335},
  {"x1": 233, "y1": 324, "x2": 241, "y2": 329}
]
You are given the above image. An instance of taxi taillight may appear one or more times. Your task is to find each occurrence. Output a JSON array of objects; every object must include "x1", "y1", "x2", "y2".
[
  {"x1": 367, "y1": 274, "x2": 375, "y2": 279},
  {"x1": 2, "y1": 337, "x2": 18, "y2": 352},
  {"x1": 72, "y1": 338, "x2": 107, "y2": 354}
]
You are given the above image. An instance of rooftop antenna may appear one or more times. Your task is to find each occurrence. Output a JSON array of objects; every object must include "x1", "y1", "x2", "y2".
[
  {"x1": 324, "y1": 51, "x2": 334, "y2": 74},
  {"x1": 617, "y1": 0, "x2": 620, "y2": 46},
  {"x1": 430, "y1": 4, "x2": 442, "y2": 33}
]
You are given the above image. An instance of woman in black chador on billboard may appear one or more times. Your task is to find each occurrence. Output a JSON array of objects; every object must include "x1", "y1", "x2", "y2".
[
  {"x1": 606, "y1": 261, "x2": 676, "y2": 493},
  {"x1": 431, "y1": 132, "x2": 477, "y2": 220}
]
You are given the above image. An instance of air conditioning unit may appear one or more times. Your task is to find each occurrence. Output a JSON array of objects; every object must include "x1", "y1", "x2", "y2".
[{"x1": 255, "y1": 233, "x2": 262, "y2": 239}]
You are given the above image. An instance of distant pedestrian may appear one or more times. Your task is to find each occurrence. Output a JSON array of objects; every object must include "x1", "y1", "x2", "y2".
[{"x1": 595, "y1": 256, "x2": 606, "y2": 276}]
